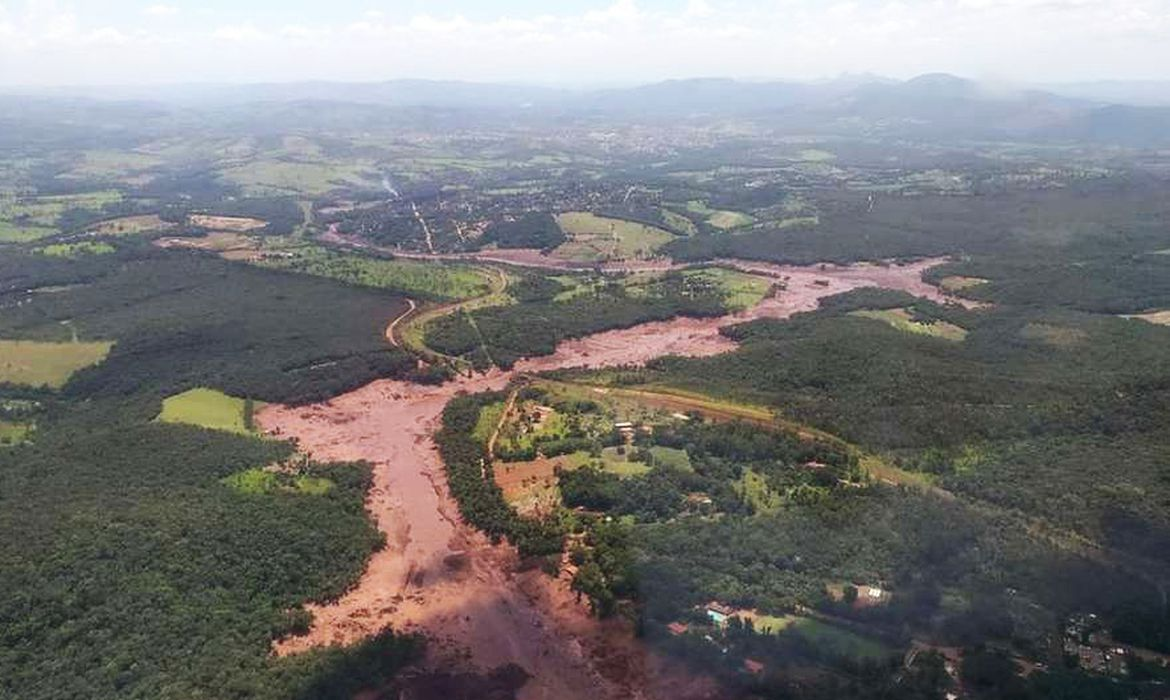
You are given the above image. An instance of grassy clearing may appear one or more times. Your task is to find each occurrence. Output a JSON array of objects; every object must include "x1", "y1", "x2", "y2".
[
  {"x1": 939, "y1": 275, "x2": 989, "y2": 293},
  {"x1": 254, "y1": 246, "x2": 492, "y2": 301},
  {"x1": 735, "y1": 468, "x2": 782, "y2": 515},
  {"x1": 157, "y1": 388, "x2": 263, "y2": 435},
  {"x1": 0, "y1": 221, "x2": 57, "y2": 242},
  {"x1": 600, "y1": 447, "x2": 653, "y2": 477},
  {"x1": 684, "y1": 200, "x2": 755, "y2": 230},
  {"x1": 67, "y1": 150, "x2": 163, "y2": 180},
  {"x1": 682, "y1": 267, "x2": 770, "y2": 311},
  {"x1": 222, "y1": 467, "x2": 336, "y2": 496},
  {"x1": 660, "y1": 208, "x2": 698, "y2": 235},
  {"x1": 473, "y1": 401, "x2": 506, "y2": 447},
  {"x1": 851, "y1": 308, "x2": 968, "y2": 341},
  {"x1": 0, "y1": 340, "x2": 113, "y2": 388},
  {"x1": 1019, "y1": 322, "x2": 1088, "y2": 348},
  {"x1": 189, "y1": 214, "x2": 267, "y2": 232},
  {"x1": 763, "y1": 615, "x2": 889, "y2": 660},
  {"x1": 554, "y1": 212, "x2": 674, "y2": 262},
  {"x1": 649, "y1": 446, "x2": 692, "y2": 472},
  {"x1": 0, "y1": 420, "x2": 32, "y2": 446},
  {"x1": 220, "y1": 160, "x2": 378, "y2": 196},
  {"x1": 88, "y1": 215, "x2": 172, "y2": 236},
  {"x1": 37, "y1": 242, "x2": 115, "y2": 257}
]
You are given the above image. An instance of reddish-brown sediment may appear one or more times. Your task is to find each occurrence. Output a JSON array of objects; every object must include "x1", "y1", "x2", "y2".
[{"x1": 258, "y1": 257, "x2": 961, "y2": 699}]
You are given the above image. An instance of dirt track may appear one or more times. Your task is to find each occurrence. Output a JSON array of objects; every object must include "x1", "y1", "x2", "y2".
[{"x1": 257, "y1": 256, "x2": 961, "y2": 699}]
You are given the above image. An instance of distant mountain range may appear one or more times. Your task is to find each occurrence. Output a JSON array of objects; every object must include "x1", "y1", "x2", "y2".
[{"x1": 5, "y1": 73, "x2": 1170, "y2": 147}]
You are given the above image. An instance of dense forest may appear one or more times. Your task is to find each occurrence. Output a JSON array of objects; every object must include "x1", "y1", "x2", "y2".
[{"x1": 0, "y1": 242, "x2": 427, "y2": 699}]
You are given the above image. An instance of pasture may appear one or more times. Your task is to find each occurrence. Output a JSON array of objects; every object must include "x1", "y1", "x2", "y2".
[
  {"x1": 254, "y1": 246, "x2": 493, "y2": 301},
  {"x1": 939, "y1": 275, "x2": 988, "y2": 293},
  {"x1": 38, "y1": 242, "x2": 115, "y2": 257},
  {"x1": 218, "y1": 159, "x2": 378, "y2": 196},
  {"x1": 684, "y1": 200, "x2": 755, "y2": 230},
  {"x1": 850, "y1": 308, "x2": 968, "y2": 341},
  {"x1": 554, "y1": 212, "x2": 674, "y2": 261},
  {"x1": 157, "y1": 388, "x2": 263, "y2": 435},
  {"x1": 89, "y1": 215, "x2": 172, "y2": 236},
  {"x1": 682, "y1": 267, "x2": 770, "y2": 311},
  {"x1": 221, "y1": 467, "x2": 335, "y2": 496},
  {"x1": 0, "y1": 340, "x2": 113, "y2": 388},
  {"x1": 750, "y1": 614, "x2": 890, "y2": 661},
  {"x1": 0, "y1": 420, "x2": 31, "y2": 446},
  {"x1": 189, "y1": 214, "x2": 268, "y2": 232},
  {"x1": 0, "y1": 221, "x2": 56, "y2": 242}
]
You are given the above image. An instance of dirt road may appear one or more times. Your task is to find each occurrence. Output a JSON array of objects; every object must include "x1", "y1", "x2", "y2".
[{"x1": 258, "y1": 256, "x2": 959, "y2": 699}]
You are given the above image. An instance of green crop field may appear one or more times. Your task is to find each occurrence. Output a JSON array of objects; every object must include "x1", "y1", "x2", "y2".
[
  {"x1": 851, "y1": 308, "x2": 968, "y2": 341},
  {"x1": 0, "y1": 340, "x2": 113, "y2": 388},
  {"x1": 157, "y1": 388, "x2": 263, "y2": 435},
  {"x1": 554, "y1": 212, "x2": 674, "y2": 261},
  {"x1": 254, "y1": 246, "x2": 493, "y2": 301},
  {"x1": 684, "y1": 200, "x2": 755, "y2": 230}
]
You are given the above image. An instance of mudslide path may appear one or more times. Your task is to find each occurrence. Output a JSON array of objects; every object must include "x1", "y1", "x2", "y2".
[{"x1": 258, "y1": 257, "x2": 961, "y2": 699}]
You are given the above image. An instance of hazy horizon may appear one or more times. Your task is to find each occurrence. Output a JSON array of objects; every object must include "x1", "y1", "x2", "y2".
[{"x1": 2, "y1": 0, "x2": 1169, "y2": 88}]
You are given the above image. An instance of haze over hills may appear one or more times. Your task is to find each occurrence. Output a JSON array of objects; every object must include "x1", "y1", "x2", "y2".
[{"x1": 5, "y1": 73, "x2": 1170, "y2": 148}]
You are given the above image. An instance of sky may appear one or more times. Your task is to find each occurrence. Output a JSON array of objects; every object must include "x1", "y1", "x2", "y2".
[{"x1": 1, "y1": 0, "x2": 1169, "y2": 87}]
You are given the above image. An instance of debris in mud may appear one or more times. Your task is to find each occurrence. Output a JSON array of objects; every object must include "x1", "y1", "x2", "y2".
[{"x1": 395, "y1": 663, "x2": 531, "y2": 700}]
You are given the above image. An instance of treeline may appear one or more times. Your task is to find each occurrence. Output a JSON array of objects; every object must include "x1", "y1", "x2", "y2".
[
  {"x1": 665, "y1": 182, "x2": 1170, "y2": 268},
  {"x1": 0, "y1": 399, "x2": 411, "y2": 699},
  {"x1": 161, "y1": 196, "x2": 305, "y2": 236},
  {"x1": 426, "y1": 272, "x2": 729, "y2": 368},
  {"x1": 436, "y1": 392, "x2": 564, "y2": 557},
  {"x1": 480, "y1": 212, "x2": 565, "y2": 250},
  {"x1": 0, "y1": 249, "x2": 424, "y2": 405}
]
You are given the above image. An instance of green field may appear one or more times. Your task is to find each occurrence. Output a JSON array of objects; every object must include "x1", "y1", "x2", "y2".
[
  {"x1": 753, "y1": 614, "x2": 889, "y2": 661},
  {"x1": 219, "y1": 159, "x2": 378, "y2": 196},
  {"x1": 600, "y1": 446, "x2": 653, "y2": 477},
  {"x1": 0, "y1": 340, "x2": 113, "y2": 388},
  {"x1": 684, "y1": 200, "x2": 755, "y2": 230},
  {"x1": 682, "y1": 267, "x2": 770, "y2": 311},
  {"x1": 649, "y1": 445, "x2": 692, "y2": 471},
  {"x1": 851, "y1": 308, "x2": 968, "y2": 341},
  {"x1": 253, "y1": 246, "x2": 492, "y2": 301},
  {"x1": 554, "y1": 212, "x2": 674, "y2": 261},
  {"x1": 0, "y1": 420, "x2": 32, "y2": 446},
  {"x1": 37, "y1": 241, "x2": 115, "y2": 257},
  {"x1": 0, "y1": 220, "x2": 56, "y2": 242},
  {"x1": 157, "y1": 388, "x2": 263, "y2": 435},
  {"x1": 735, "y1": 468, "x2": 782, "y2": 515},
  {"x1": 939, "y1": 275, "x2": 989, "y2": 292},
  {"x1": 222, "y1": 467, "x2": 335, "y2": 495},
  {"x1": 473, "y1": 401, "x2": 506, "y2": 447}
]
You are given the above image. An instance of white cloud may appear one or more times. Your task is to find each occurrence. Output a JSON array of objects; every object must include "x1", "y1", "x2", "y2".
[
  {"x1": 143, "y1": 4, "x2": 178, "y2": 17},
  {"x1": 211, "y1": 24, "x2": 269, "y2": 42},
  {"x1": 2, "y1": 1, "x2": 1170, "y2": 85}
]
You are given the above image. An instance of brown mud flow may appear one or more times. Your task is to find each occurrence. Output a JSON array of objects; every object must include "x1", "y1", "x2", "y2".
[{"x1": 257, "y1": 257, "x2": 961, "y2": 699}]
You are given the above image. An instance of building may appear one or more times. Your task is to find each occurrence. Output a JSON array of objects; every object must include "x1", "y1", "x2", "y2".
[{"x1": 706, "y1": 602, "x2": 736, "y2": 626}]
